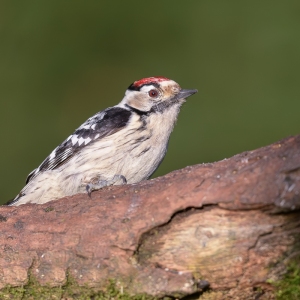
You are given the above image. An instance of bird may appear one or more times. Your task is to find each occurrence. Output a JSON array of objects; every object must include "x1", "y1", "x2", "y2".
[{"x1": 8, "y1": 76, "x2": 197, "y2": 206}]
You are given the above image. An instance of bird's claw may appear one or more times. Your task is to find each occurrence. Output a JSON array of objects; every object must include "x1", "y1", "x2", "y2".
[{"x1": 85, "y1": 174, "x2": 127, "y2": 197}]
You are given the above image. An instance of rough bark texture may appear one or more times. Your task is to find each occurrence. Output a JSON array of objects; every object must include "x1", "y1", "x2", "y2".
[{"x1": 0, "y1": 135, "x2": 300, "y2": 299}]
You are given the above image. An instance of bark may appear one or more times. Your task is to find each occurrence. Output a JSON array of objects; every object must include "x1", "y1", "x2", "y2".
[{"x1": 0, "y1": 135, "x2": 300, "y2": 299}]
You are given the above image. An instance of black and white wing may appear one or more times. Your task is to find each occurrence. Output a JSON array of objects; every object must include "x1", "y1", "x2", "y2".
[{"x1": 25, "y1": 106, "x2": 132, "y2": 184}]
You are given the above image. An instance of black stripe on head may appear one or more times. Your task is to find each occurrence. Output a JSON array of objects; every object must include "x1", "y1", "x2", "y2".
[
  {"x1": 127, "y1": 83, "x2": 141, "y2": 91},
  {"x1": 127, "y1": 82, "x2": 160, "y2": 91}
]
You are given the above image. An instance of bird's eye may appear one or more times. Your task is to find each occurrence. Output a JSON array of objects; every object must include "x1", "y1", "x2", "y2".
[{"x1": 148, "y1": 89, "x2": 159, "y2": 98}]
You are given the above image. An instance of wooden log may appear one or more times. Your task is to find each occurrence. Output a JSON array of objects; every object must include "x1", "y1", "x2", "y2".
[{"x1": 0, "y1": 135, "x2": 299, "y2": 299}]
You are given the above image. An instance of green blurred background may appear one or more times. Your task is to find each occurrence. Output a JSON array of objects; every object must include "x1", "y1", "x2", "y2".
[{"x1": 1, "y1": 1, "x2": 299, "y2": 204}]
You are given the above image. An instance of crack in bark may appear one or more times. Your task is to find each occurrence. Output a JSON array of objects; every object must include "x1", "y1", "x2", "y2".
[{"x1": 133, "y1": 204, "x2": 218, "y2": 261}]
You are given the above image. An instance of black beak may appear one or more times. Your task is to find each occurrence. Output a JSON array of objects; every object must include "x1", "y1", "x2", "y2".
[{"x1": 177, "y1": 89, "x2": 198, "y2": 99}]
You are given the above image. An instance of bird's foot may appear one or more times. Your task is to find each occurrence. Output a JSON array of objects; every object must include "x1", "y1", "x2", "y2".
[{"x1": 86, "y1": 174, "x2": 127, "y2": 197}]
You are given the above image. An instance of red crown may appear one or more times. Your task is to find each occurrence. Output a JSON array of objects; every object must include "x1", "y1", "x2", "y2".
[{"x1": 133, "y1": 76, "x2": 170, "y2": 88}]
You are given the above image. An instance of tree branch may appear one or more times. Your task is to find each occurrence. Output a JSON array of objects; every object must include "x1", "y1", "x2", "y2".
[{"x1": 0, "y1": 135, "x2": 300, "y2": 298}]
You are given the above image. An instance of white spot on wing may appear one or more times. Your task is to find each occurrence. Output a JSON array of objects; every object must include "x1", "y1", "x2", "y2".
[
  {"x1": 91, "y1": 124, "x2": 96, "y2": 130},
  {"x1": 84, "y1": 137, "x2": 92, "y2": 144},
  {"x1": 78, "y1": 137, "x2": 85, "y2": 146},
  {"x1": 71, "y1": 135, "x2": 79, "y2": 145},
  {"x1": 49, "y1": 149, "x2": 56, "y2": 160},
  {"x1": 95, "y1": 134, "x2": 100, "y2": 139}
]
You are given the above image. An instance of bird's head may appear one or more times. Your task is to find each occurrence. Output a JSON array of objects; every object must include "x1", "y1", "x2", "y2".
[{"x1": 120, "y1": 77, "x2": 197, "y2": 113}]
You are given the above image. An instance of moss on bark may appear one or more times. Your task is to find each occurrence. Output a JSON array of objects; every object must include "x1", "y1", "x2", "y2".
[{"x1": 0, "y1": 274, "x2": 155, "y2": 300}]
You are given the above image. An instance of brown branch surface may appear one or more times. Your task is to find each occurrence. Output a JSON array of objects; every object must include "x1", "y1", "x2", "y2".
[{"x1": 1, "y1": 135, "x2": 300, "y2": 298}]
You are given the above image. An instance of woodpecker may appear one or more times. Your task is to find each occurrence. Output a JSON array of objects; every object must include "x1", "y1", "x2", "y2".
[{"x1": 8, "y1": 77, "x2": 197, "y2": 206}]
